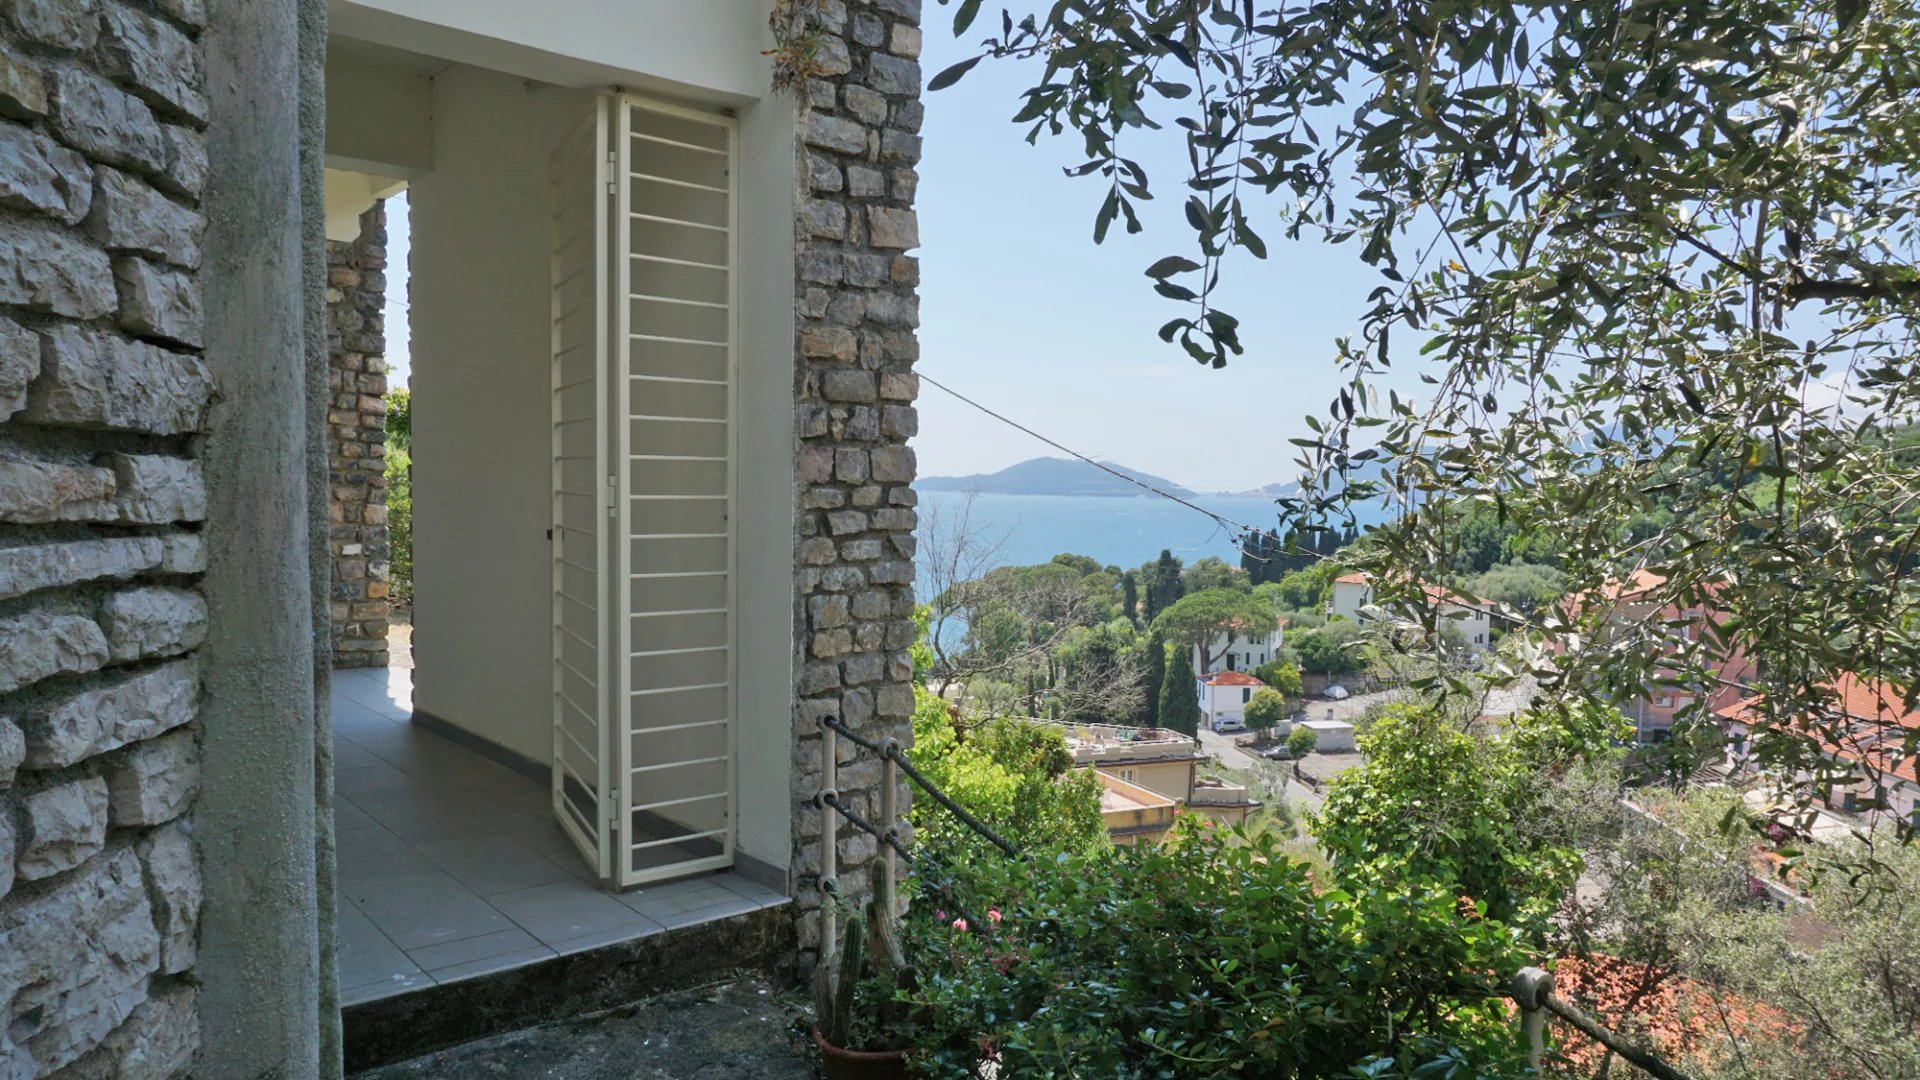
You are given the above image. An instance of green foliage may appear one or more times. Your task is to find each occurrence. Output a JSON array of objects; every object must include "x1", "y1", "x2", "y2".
[
  {"x1": 930, "y1": 0, "x2": 1920, "y2": 846},
  {"x1": 384, "y1": 388, "x2": 412, "y2": 603},
  {"x1": 1289, "y1": 620, "x2": 1371, "y2": 675},
  {"x1": 1157, "y1": 641, "x2": 1200, "y2": 735},
  {"x1": 1048, "y1": 552, "x2": 1104, "y2": 577},
  {"x1": 1268, "y1": 563, "x2": 1336, "y2": 613},
  {"x1": 1241, "y1": 525, "x2": 1356, "y2": 585},
  {"x1": 907, "y1": 821, "x2": 1532, "y2": 1079},
  {"x1": 384, "y1": 387, "x2": 410, "y2": 450},
  {"x1": 1179, "y1": 555, "x2": 1248, "y2": 594},
  {"x1": 907, "y1": 686, "x2": 1105, "y2": 858},
  {"x1": 1664, "y1": 833, "x2": 1920, "y2": 1078},
  {"x1": 1461, "y1": 562, "x2": 1565, "y2": 615},
  {"x1": 1139, "y1": 549, "x2": 1184, "y2": 624},
  {"x1": 1141, "y1": 630, "x2": 1166, "y2": 727},
  {"x1": 1051, "y1": 617, "x2": 1145, "y2": 726},
  {"x1": 1251, "y1": 658, "x2": 1303, "y2": 698},
  {"x1": 1151, "y1": 588, "x2": 1277, "y2": 669},
  {"x1": 1285, "y1": 723, "x2": 1318, "y2": 759},
  {"x1": 935, "y1": 553, "x2": 1129, "y2": 709},
  {"x1": 1313, "y1": 705, "x2": 1605, "y2": 934},
  {"x1": 1243, "y1": 688, "x2": 1289, "y2": 735}
]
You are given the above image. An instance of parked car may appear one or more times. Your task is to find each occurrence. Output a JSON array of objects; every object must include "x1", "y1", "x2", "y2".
[
  {"x1": 1212, "y1": 716, "x2": 1246, "y2": 734},
  {"x1": 1324, "y1": 685, "x2": 1351, "y2": 701},
  {"x1": 1259, "y1": 745, "x2": 1293, "y2": 761}
]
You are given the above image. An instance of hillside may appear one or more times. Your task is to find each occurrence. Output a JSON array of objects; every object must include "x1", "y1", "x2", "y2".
[{"x1": 918, "y1": 457, "x2": 1198, "y2": 498}]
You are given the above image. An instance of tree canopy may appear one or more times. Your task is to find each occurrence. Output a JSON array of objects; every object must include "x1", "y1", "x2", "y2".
[
  {"x1": 1151, "y1": 588, "x2": 1278, "y2": 669},
  {"x1": 934, "y1": 0, "x2": 1920, "y2": 838},
  {"x1": 1158, "y1": 641, "x2": 1202, "y2": 734},
  {"x1": 1289, "y1": 619, "x2": 1371, "y2": 675},
  {"x1": 1244, "y1": 687, "x2": 1289, "y2": 734}
]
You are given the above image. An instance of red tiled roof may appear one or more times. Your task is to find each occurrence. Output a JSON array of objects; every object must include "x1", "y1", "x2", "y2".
[
  {"x1": 1551, "y1": 955, "x2": 1787, "y2": 1072},
  {"x1": 1718, "y1": 673, "x2": 1920, "y2": 786},
  {"x1": 1332, "y1": 571, "x2": 1477, "y2": 611},
  {"x1": 1200, "y1": 671, "x2": 1266, "y2": 687}
]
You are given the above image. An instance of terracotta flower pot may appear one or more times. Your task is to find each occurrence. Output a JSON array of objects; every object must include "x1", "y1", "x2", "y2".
[{"x1": 812, "y1": 1026, "x2": 912, "y2": 1080}]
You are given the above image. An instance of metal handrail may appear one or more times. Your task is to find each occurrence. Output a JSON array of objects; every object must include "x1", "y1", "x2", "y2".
[
  {"x1": 810, "y1": 716, "x2": 1693, "y2": 1080},
  {"x1": 821, "y1": 714, "x2": 1022, "y2": 858},
  {"x1": 1511, "y1": 967, "x2": 1694, "y2": 1080}
]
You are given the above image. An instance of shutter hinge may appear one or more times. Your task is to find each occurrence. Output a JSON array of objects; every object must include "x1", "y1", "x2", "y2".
[
  {"x1": 606, "y1": 150, "x2": 617, "y2": 195},
  {"x1": 606, "y1": 474, "x2": 618, "y2": 517}
]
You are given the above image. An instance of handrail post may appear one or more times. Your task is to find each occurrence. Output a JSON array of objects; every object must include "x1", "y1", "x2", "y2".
[
  {"x1": 819, "y1": 714, "x2": 839, "y2": 967},
  {"x1": 1511, "y1": 965, "x2": 1695, "y2": 1080},
  {"x1": 880, "y1": 736, "x2": 900, "y2": 916},
  {"x1": 1512, "y1": 966, "x2": 1552, "y2": 1072}
]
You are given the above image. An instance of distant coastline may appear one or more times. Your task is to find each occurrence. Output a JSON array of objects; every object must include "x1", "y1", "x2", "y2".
[{"x1": 920, "y1": 456, "x2": 1227, "y2": 499}]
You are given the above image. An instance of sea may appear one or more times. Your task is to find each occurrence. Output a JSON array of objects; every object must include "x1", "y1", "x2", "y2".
[{"x1": 911, "y1": 490, "x2": 1293, "y2": 580}]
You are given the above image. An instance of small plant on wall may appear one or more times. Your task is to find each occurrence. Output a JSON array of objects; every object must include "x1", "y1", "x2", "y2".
[
  {"x1": 767, "y1": 0, "x2": 830, "y2": 92},
  {"x1": 385, "y1": 387, "x2": 412, "y2": 604}
]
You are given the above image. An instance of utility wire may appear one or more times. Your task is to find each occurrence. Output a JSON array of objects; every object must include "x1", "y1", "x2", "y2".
[{"x1": 916, "y1": 371, "x2": 1277, "y2": 557}]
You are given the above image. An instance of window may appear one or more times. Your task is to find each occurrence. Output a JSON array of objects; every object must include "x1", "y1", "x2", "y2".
[
  {"x1": 1226, "y1": 654, "x2": 1236, "y2": 671},
  {"x1": 1120, "y1": 769, "x2": 1135, "y2": 782},
  {"x1": 1242, "y1": 688, "x2": 1252, "y2": 703}
]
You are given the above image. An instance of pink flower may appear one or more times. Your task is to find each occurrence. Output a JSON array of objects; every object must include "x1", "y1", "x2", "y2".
[
  {"x1": 951, "y1": 917, "x2": 968, "y2": 932},
  {"x1": 934, "y1": 909, "x2": 947, "y2": 922},
  {"x1": 987, "y1": 907, "x2": 1003, "y2": 923}
]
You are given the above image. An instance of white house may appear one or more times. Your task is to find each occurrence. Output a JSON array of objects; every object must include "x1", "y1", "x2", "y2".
[
  {"x1": 1198, "y1": 670, "x2": 1268, "y2": 731},
  {"x1": 1329, "y1": 572, "x2": 1374, "y2": 621},
  {"x1": 1330, "y1": 572, "x2": 1493, "y2": 651},
  {"x1": 1192, "y1": 622, "x2": 1286, "y2": 675}
]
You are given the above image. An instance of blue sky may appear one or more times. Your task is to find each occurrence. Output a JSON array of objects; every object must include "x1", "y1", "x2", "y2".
[
  {"x1": 385, "y1": 30, "x2": 1398, "y2": 494},
  {"x1": 914, "y1": 29, "x2": 1393, "y2": 492}
]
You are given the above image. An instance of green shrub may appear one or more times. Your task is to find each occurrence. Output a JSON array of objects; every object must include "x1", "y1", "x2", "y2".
[
  {"x1": 1285, "y1": 723, "x2": 1318, "y2": 759},
  {"x1": 906, "y1": 820, "x2": 1531, "y2": 1079},
  {"x1": 1243, "y1": 688, "x2": 1289, "y2": 736},
  {"x1": 384, "y1": 444, "x2": 411, "y2": 603},
  {"x1": 383, "y1": 388, "x2": 412, "y2": 602},
  {"x1": 1251, "y1": 659, "x2": 1303, "y2": 698},
  {"x1": 1290, "y1": 620, "x2": 1373, "y2": 674}
]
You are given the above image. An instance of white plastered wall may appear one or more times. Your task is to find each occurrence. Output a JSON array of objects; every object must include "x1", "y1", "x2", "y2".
[
  {"x1": 347, "y1": 12, "x2": 795, "y2": 881},
  {"x1": 405, "y1": 64, "x2": 595, "y2": 766}
]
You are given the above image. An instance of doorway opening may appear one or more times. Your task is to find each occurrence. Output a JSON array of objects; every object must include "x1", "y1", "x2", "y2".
[{"x1": 320, "y1": 36, "x2": 792, "y2": 1009}]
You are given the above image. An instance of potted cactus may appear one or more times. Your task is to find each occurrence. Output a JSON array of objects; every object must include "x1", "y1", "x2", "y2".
[{"x1": 811, "y1": 899, "x2": 918, "y2": 1079}]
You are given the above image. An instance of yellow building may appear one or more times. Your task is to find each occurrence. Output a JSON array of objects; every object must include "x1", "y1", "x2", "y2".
[
  {"x1": 1036, "y1": 720, "x2": 1263, "y2": 842},
  {"x1": 1094, "y1": 771, "x2": 1179, "y2": 846}
]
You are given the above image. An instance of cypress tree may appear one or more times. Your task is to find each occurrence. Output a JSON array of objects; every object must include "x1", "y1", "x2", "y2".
[
  {"x1": 1145, "y1": 549, "x2": 1184, "y2": 623},
  {"x1": 1158, "y1": 642, "x2": 1201, "y2": 736},
  {"x1": 1142, "y1": 631, "x2": 1166, "y2": 726},
  {"x1": 1121, "y1": 570, "x2": 1140, "y2": 626}
]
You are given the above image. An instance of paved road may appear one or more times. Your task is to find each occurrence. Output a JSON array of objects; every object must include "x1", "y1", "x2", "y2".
[
  {"x1": 1195, "y1": 688, "x2": 1403, "y2": 810},
  {"x1": 1196, "y1": 725, "x2": 1329, "y2": 809}
]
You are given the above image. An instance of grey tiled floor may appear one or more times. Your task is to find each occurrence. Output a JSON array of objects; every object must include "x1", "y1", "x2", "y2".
[{"x1": 332, "y1": 667, "x2": 785, "y2": 1005}]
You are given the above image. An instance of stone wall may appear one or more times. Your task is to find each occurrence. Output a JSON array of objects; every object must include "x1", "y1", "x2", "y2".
[
  {"x1": 325, "y1": 202, "x2": 390, "y2": 668},
  {"x1": 789, "y1": 0, "x2": 922, "y2": 960},
  {"x1": 0, "y1": 0, "x2": 209, "y2": 1073}
]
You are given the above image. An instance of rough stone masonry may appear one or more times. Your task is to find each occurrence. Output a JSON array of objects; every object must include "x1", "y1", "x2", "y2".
[
  {"x1": 789, "y1": 0, "x2": 923, "y2": 963},
  {"x1": 0, "y1": 0, "x2": 209, "y2": 1073},
  {"x1": 325, "y1": 202, "x2": 391, "y2": 668}
]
